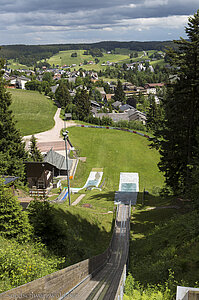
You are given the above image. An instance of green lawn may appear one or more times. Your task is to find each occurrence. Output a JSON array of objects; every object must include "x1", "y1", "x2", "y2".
[
  {"x1": 9, "y1": 89, "x2": 57, "y2": 136},
  {"x1": 66, "y1": 126, "x2": 164, "y2": 193}
]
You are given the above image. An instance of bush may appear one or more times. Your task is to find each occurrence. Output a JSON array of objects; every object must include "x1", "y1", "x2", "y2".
[
  {"x1": 128, "y1": 120, "x2": 146, "y2": 131},
  {"x1": 0, "y1": 236, "x2": 64, "y2": 293},
  {"x1": 0, "y1": 182, "x2": 31, "y2": 242},
  {"x1": 124, "y1": 272, "x2": 175, "y2": 300}
]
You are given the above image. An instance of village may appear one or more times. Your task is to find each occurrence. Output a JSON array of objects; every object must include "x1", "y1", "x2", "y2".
[{"x1": 2, "y1": 59, "x2": 165, "y2": 125}]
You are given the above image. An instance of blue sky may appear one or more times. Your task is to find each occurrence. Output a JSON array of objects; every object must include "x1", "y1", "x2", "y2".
[{"x1": 0, "y1": 0, "x2": 198, "y2": 45}]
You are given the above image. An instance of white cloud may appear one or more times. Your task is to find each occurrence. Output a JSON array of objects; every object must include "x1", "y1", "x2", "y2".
[
  {"x1": 144, "y1": 0, "x2": 168, "y2": 7},
  {"x1": 119, "y1": 15, "x2": 189, "y2": 30},
  {"x1": 0, "y1": 0, "x2": 197, "y2": 44},
  {"x1": 102, "y1": 27, "x2": 113, "y2": 31}
]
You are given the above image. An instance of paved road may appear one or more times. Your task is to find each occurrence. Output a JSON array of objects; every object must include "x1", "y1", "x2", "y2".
[
  {"x1": 23, "y1": 108, "x2": 77, "y2": 153},
  {"x1": 60, "y1": 203, "x2": 130, "y2": 300}
]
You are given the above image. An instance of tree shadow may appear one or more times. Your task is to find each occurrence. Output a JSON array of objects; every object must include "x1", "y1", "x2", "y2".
[
  {"x1": 27, "y1": 200, "x2": 113, "y2": 267},
  {"x1": 128, "y1": 193, "x2": 196, "y2": 286}
]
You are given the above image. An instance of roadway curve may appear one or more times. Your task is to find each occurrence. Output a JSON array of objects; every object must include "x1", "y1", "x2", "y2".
[
  {"x1": 23, "y1": 108, "x2": 76, "y2": 153},
  {"x1": 60, "y1": 203, "x2": 130, "y2": 300}
]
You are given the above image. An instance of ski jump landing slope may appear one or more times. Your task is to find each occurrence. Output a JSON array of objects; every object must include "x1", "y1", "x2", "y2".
[
  {"x1": 70, "y1": 170, "x2": 103, "y2": 193},
  {"x1": 115, "y1": 172, "x2": 139, "y2": 205}
]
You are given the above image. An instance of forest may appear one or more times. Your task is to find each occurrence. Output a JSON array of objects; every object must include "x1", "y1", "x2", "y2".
[{"x1": 0, "y1": 40, "x2": 175, "y2": 67}]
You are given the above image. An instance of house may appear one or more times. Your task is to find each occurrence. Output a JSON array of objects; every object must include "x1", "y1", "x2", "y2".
[
  {"x1": 105, "y1": 94, "x2": 114, "y2": 101},
  {"x1": 95, "y1": 87, "x2": 106, "y2": 98},
  {"x1": 112, "y1": 101, "x2": 122, "y2": 110},
  {"x1": 50, "y1": 84, "x2": 59, "y2": 94},
  {"x1": 123, "y1": 83, "x2": 137, "y2": 91},
  {"x1": 0, "y1": 176, "x2": 19, "y2": 196},
  {"x1": 8, "y1": 76, "x2": 31, "y2": 89},
  {"x1": 95, "y1": 108, "x2": 146, "y2": 124},
  {"x1": 96, "y1": 112, "x2": 129, "y2": 122},
  {"x1": 119, "y1": 104, "x2": 135, "y2": 113},
  {"x1": 65, "y1": 113, "x2": 72, "y2": 121},
  {"x1": 144, "y1": 83, "x2": 165, "y2": 94},
  {"x1": 43, "y1": 148, "x2": 73, "y2": 177},
  {"x1": 24, "y1": 162, "x2": 53, "y2": 191},
  {"x1": 128, "y1": 109, "x2": 147, "y2": 124},
  {"x1": 90, "y1": 100, "x2": 101, "y2": 110},
  {"x1": 24, "y1": 149, "x2": 73, "y2": 195},
  {"x1": 0, "y1": 176, "x2": 19, "y2": 189},
  {"x1": 17, "y1": 76, "x2": 31, "y2": 89}
]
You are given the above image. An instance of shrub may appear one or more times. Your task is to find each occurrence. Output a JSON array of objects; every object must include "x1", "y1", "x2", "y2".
[
  {"x1": 0, "y1": 182, "x2": 31, "y2": 242},
  {"x1": 0, "y1": 236, "x2": 64, "y2": 293}
]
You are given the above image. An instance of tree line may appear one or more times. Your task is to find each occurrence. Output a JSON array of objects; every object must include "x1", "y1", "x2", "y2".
[
  {"x1": 0, "y1": 40, "x2": 175, "y2": 67},
  {"x1": 147, "y1": 10, "x2": 199, "y2": 206}
]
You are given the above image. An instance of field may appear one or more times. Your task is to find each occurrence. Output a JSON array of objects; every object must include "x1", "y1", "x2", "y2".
[
  {"x1": 9, "y1": 89, "x2": 57, "y2": 136},
  {"x1": 64, "y1": 126, "x2": 164, "y2": 193},
  {"x1": 7, "y1": 59, "x2": 32, "y2": 70},
  {"x1": 47, "y1": 50, "x2": 130, "y2": 71}
]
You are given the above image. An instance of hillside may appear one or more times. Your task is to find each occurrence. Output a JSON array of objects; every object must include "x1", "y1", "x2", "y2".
[
  {"x1": 0, "y1": 40, "x2": 174, "y2": 66},
  {"x1": 67, "y1": 126, "x2": 163, "y2": 192},
  {"x1": 47, "y1": 49, "x2": 130, "y2": 70},
  {"x1": 0, "y1": 126, "x2": 163, "y2": 293},
  {"x1": 9, "y1": 89, "x2": 57, "y2": 136}
]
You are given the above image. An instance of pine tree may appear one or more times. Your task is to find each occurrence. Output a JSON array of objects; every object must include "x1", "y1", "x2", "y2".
[
  {"x1": 55, "y1": 81, "x2": 71, "y2": 107},
  {"x1": 74, "y1": 89, "x2": 90, "y2": 121},
  {"x1": 156, "y1": 10, "x2": 199, "y2": 195},
  {"x1": 147, "y1": 92, "x2": 165, "y2": 136},
  {"x1": 0, "y1": 58, "x2": 27, "y2": 180},
  {"x1": 29, "y1": 135, "x2": 43, "y2": 162},
  {"x1": 114, "y1": 80, "x2": 125, "y2": 103},
  {"x1": 0, "y1": 179, "x2": 31, "y2": 241}
]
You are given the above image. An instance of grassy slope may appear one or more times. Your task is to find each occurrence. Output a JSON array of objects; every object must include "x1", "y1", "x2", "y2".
[
  {"x1": 127, "y1": 202, "x2": 199, "y2": 298},
  {"x1": 9, "y1": 89, "x2": 57, "y2": 136},
  {"x1": 7, "y1": 59, "x2": 32, "y2": 70},
  {"x1": 47, "y1": 50, "x2": 129, "y2": 71},
  {"x1": 0, "y1": 236, "x2": 63, "y2": 293},
  {"x1": 66, "y1": 126, "x2": 163, "y2": 193}
]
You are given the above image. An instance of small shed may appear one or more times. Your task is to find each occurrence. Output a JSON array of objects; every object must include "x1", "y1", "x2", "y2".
[{"x1": 65, "y1": 113, "x2": 72, "y2": 121}]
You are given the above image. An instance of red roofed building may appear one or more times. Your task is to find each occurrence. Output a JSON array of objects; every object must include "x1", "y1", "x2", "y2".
[{"x1": 144, "y1": 83, "x2": 165, "y2": 95}]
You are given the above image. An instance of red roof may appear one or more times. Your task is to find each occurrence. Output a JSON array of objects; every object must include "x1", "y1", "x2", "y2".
[{"x1": 145, "y1": 83, "x2": 165, "y2": 88}]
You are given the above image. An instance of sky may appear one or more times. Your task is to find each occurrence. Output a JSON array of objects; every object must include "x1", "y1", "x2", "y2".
[{"x1": 0, "y1": 0, "x2": 198, "y2": 45}]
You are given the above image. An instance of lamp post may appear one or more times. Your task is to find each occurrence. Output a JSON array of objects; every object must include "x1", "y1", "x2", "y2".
[{"x1": 63, "y1": 130, "x2": 71, "y2": 206}]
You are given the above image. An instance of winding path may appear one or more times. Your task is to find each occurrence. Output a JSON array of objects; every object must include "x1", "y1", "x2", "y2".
[{"x1": 23, "y1": 108, "x2": 76, "y2": 153}]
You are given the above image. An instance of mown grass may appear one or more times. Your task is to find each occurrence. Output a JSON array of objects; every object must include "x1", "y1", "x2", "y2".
[
  {"x1": 66, "y1": 126, "x2": 164, "y2": 193},
  {"x1": 9, "y1": 89, "x2": 57, "y2": 136}
]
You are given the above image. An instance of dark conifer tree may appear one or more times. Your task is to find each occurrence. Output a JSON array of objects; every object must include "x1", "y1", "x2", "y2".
[
  {"x1": 146, "y1": 96, "x2": 164, "y2": 133},
  {"x1": 114, "y1": 80, "x2": 125, "y2": 103},
  {"x1": 0, "y1": 58, "x2": 27, "y2": 180},
  {"x1": 155, "y1": 10, "x2": 199, "y2": 195},
  {"x1": 29, "y1": 135, "x2": 43, "y2": 162},
  {"x1": 55, "y1": 81, "x2": 71, "y2": 107},
  {"x1": 74, "y1": 89, "x2": 90, "y2": 121}
]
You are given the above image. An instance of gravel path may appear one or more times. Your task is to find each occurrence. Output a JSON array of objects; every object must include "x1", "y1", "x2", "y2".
[
  {"x1": 71, "y1": 194, "x2": 86, "y2": 206},
  {"x1": 23, "y1": 108, "x2": 77, "y2": 152}
]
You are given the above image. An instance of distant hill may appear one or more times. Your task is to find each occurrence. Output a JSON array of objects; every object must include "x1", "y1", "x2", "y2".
[{"x1": 0, "y1": 41, "x2": 175, "y2": 67}]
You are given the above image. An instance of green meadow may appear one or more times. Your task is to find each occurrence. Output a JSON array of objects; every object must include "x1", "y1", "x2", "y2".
[
  {"x1": 7, "y1": 59, "x2": 32, "y2": 70},
  {"x1": 66, "y1": 126, "x2": 163, "y2": 193},
  {"x1": 47, "y1": 50, "x2": 130, "y2": 71},
  {"x1": 9, "y1": 89, "x2": 57, "y2": 136}
]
